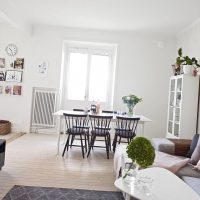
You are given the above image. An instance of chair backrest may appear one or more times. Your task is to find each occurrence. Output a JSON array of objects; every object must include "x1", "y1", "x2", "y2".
[
  {"x1": 73, "y1": 108, "x2": 90, "y2": 113},
  {"x1": 89, "y1": 115, "x2": 113, "y2": 134},
  {"x1": 102, "y1": 110, "x2": 117, "y2": 114},
  {"x1": 63, "y1": 113, "x2": 88, "y2": 133},
  {"x1": 73, "y1": 109, "x2": 84, "y2": 112},
  {"x1": 115, "y1": 116, "x2": 140, "y2": 137}
]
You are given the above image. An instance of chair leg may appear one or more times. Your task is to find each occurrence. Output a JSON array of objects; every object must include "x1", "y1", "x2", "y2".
[
  {"x1": 80, "y1": 134, "x2": 85, "y2": 158},
  {"x1": 66, "y1": 134, "x2": 71, "y2": 151},
  {"x1": 62, "y1": 134, "x2": 70, "y2": 157},
  {"x1": 84, "y1": 133, "x2": 87, "y2": 152},
  {"x1": 70, "y1": 135, "x2": 75, "y2": 148},
  {"x1": 87, "y1": 131, "x2": 90, "y2": 149},
  {"x1": 112, "y1": 134, "x2": 118, "y2": 152},
  {"x1": 105, "y1": 135, "x2": 109, "y2": 159},
  {"x1": 108, "y1": 134, "x2": 111, "y2": 151},
  {"x1": 118, "y1": 137, "x2": 121, "y2": 144},
  {"x1": 87, "y1": 135, "x2": 96, "y2": 158}
]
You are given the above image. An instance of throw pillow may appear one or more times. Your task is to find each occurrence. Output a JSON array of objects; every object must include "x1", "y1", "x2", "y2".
[
  {"x1": 186, "y1": 134, "x2": 199, "y2": 157},
  {"x1": 194, "y1": 160, "x2": 200, "y2": 171},
  {"x1": 191, "y1": 136, "x2": 200, "y2": 164}
]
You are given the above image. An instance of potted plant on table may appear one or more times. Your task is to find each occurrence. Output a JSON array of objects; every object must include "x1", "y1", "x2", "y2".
[
  {"x1": 122, "y1": 94, "x2": 142, "y2": 115},
  {"x1": 122, "y1": 137, "x2": 155, "y2": 183},
  {"x1": 176, "y1": 48, "x2": 200, "y2": 76}
]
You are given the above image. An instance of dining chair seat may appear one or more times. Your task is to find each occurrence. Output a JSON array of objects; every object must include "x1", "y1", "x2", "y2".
[
  {"x1": 115, "y1": 129, "x2": 135, "y2": 138},
  {"x1": 67, "y1": 128, "x2": 86, "y2": 135},
  {"x1": 91, "y1": 129, "x2": 110, "y2": 136}
]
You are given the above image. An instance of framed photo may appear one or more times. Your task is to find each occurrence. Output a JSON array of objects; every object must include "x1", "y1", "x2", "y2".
[
  {"x1": 5, "y1": 70, "x2": 23, "y2": 83},
  {"x1": 5, "y1": 85, "x2": 12, "y2": 94},
  {"x1": 13, "y1": 85, "x2": 22, "y2": 95},
  {"x1": 14, "y1": 58, "x2": 24, "y2": 69},
  {"x1": 0, "y1": 58, "x2": 5, "y2": 68},
  {"x1": 36, "y1": 61, "x2": 48, "y2": 77},
  {"x1": 0, "y1": 71, "x2": 5, "y2": 81},
  {"x1": 0, "y1": 85, "x2": 3, "y2": 94}
]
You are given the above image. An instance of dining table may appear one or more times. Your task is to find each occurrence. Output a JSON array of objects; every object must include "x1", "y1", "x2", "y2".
[{"x1": 53, "y1": 110, "x2": 152, "y2": 154}]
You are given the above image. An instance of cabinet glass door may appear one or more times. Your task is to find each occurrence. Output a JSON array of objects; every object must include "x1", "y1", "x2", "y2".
[
  {"x1": 174, "y1": 123, "x2": 180, "y2": 137},
  {"x1": 169, "y1": 79, "x2": 175, "y2": 106}
]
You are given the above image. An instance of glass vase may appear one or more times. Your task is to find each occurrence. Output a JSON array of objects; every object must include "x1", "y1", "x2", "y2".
[
  {"x1": 121, "y1": 154, "x2": 138, "y2": 185},
  {"x1": 127, "y1": 104, "x2": 135, "y2": 116}
]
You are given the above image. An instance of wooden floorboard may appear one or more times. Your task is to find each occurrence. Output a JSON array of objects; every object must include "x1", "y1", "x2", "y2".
[{"x1": 0, "y1": 133, "x2": 117, "y2": 199}]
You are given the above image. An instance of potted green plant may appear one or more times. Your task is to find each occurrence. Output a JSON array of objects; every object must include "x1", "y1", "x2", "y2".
[
  {"x1": 176, "y1": 48, "x2": 200, "y2": 76},
  {"x1": 122, "y1": 137, "x2": 155, "y2": 181},
  {"x1": 122, "y1": 94, "x2": 142, "y2": 115}
]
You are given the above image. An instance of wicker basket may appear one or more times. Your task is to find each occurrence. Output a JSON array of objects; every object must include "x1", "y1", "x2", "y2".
[{"x1": 0, "y1": 120, "x2": 11, "y2": 135}]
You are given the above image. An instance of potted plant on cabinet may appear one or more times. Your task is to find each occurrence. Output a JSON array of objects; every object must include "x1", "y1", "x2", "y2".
[{"x1": 176, "y1": 48, "x2": 200, "y2": 76}]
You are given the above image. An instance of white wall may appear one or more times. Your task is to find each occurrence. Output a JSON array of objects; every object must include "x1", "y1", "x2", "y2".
[
  {"x1": 0, "y1": 24, "x2": 175, "y2": 138},
  {"x1": 176, "y1": 19, "x2": 200, "y2": 132}
]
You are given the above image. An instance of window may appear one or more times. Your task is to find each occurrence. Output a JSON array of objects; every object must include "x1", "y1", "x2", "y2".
[
  {"x1": 67, "y1": 52, "x2": 88, "y2": 101},
  {"x1": 62, "y1": 41, "x2": 117, "y2": 110}
]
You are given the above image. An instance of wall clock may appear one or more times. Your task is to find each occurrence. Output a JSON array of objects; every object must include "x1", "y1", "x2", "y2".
[{"x1": 5, "y1": 44, "x2": 18, "y2": 56}]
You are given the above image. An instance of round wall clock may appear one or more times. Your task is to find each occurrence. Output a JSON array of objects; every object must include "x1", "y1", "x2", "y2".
[{"x1": 5, "y1": 44, "x2": 18, "y2": 56}]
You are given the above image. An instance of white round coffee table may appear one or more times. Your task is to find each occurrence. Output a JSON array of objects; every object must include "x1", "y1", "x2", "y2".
[{"x1": 114, "y1": 167, "x2": 199, "y2": 200}]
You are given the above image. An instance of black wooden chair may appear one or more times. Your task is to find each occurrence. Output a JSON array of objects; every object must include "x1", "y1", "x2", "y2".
[
  {"x1": 112, "y1": 116, "x2": 140, "y2": 152},
  {"x1": 62, "y1": 113, "x2": 88, "y2": 158},
  {"x1": 87, "y1": 115, "x2": 113, "y2": 159},
  {"x1": 72, "y1": 109, "x2": 90, "y2": 147}
]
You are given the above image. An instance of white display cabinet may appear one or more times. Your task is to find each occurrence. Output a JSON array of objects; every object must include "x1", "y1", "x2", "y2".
[{"x1": 166, "y1": 74, "x2": 199, "y2": 139}]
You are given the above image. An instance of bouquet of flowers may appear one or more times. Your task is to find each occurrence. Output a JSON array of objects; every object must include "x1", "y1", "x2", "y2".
[{"x1": 122, "y1": 94, "x2": 142, "y2": 115}]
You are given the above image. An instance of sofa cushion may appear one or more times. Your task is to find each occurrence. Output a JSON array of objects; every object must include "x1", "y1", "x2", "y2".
[
  {"x1": 154, "y1": 150, "x2": 190, "y2": 173},
  {"x1": 114, "y1": 144, "x2": 129, "y2": 178},
  {"x1": 194, "y1": 160, "x2": 200, "y2": 171},
  {"x1": 186, "y1": 134, "x2": 199, "y2": 158},
  {"x1": 151, "y1": 138, "x2": 175, "y2": 155},
  {"x1": 191, "y1": 136, "x2": 200, "y2": 164},
  {"x1": 176, "y1": 163, "x2": 200, "y2": 178},
  {"x1": 182, "y1": 176, "x2": 200, "y2": 195}
]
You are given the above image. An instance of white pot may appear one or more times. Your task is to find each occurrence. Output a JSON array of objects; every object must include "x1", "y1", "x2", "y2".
[{"x1": 183, "y1": 65, "x2": 193, "y2": 75}]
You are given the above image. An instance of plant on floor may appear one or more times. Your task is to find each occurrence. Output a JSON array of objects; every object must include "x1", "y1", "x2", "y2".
[{"x1": 122, "y1": 94, "x2": 142, "y2": 115}]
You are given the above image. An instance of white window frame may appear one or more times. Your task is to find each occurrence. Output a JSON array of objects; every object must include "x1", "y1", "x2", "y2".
[{"x1": 60, "y1": 41, "x2": 117, "y2": 110}]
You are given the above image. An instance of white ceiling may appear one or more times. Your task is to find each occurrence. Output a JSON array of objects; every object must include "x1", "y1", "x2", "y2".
[{"x1": 1, "y1": 0, "x2": 200, "y2": 35}]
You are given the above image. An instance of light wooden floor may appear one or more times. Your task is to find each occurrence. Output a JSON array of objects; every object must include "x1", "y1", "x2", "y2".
[
  {"x1": 0, "y1": 133, "x2": 117, "y2": 199},
  {"x1": 0, "y1": 132, "x2": 25, "y2": 143}
]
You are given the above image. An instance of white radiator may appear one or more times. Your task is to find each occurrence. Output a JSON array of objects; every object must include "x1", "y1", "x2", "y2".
[{"x1": 30, "y1": 87, "x2": 58, "y2": 130}]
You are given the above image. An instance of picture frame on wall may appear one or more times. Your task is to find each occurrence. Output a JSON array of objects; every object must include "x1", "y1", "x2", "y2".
[
  {"x1": 0, "y1": 85, "x2": 3, "y2": 94},
  {"x1": 0, "y1": 58, "x2": 5, "y2": 68},
  {"x1": 5, "y1": 85, "x2": 12, "y2": 94},
  {"x1": 36, "y1": 61, "x2": 48, "y2": 77},
  {"x1": 13, "y1": 85, "x2": 22, "y2": 95},
  {"x1": 14, "y1": 58, "x2": 24, "y2": 69},
  {"x1": 0, "y1": 71, "x2": 5, "y2": 81},
  {"x1": 5, "y1": 70, "x2": 23, "y2": 83}
]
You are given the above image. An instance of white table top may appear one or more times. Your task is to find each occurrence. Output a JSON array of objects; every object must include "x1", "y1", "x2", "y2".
[
  {"x1": 53, "y1": 110, "x2": 152, "y2": 123},
  {"x1": 114, "y1": 167, "x2": 200, "y2": 200}
]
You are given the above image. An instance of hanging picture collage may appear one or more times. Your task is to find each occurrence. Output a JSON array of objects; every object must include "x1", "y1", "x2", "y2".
[{"x1": 0, "y1": 57, "x2": 24, "y2": 96}]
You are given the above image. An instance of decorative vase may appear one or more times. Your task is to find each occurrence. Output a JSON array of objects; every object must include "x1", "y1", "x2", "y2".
[
  {"x1": 127, "y1": 104, "x2": 135, "y2": 116},
  {"x1": 121, "y1": 154, "x2": 139, "y2": 185},
  {"x1": 183, "y1": 65, "x2": 193, "y2": 75}
]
